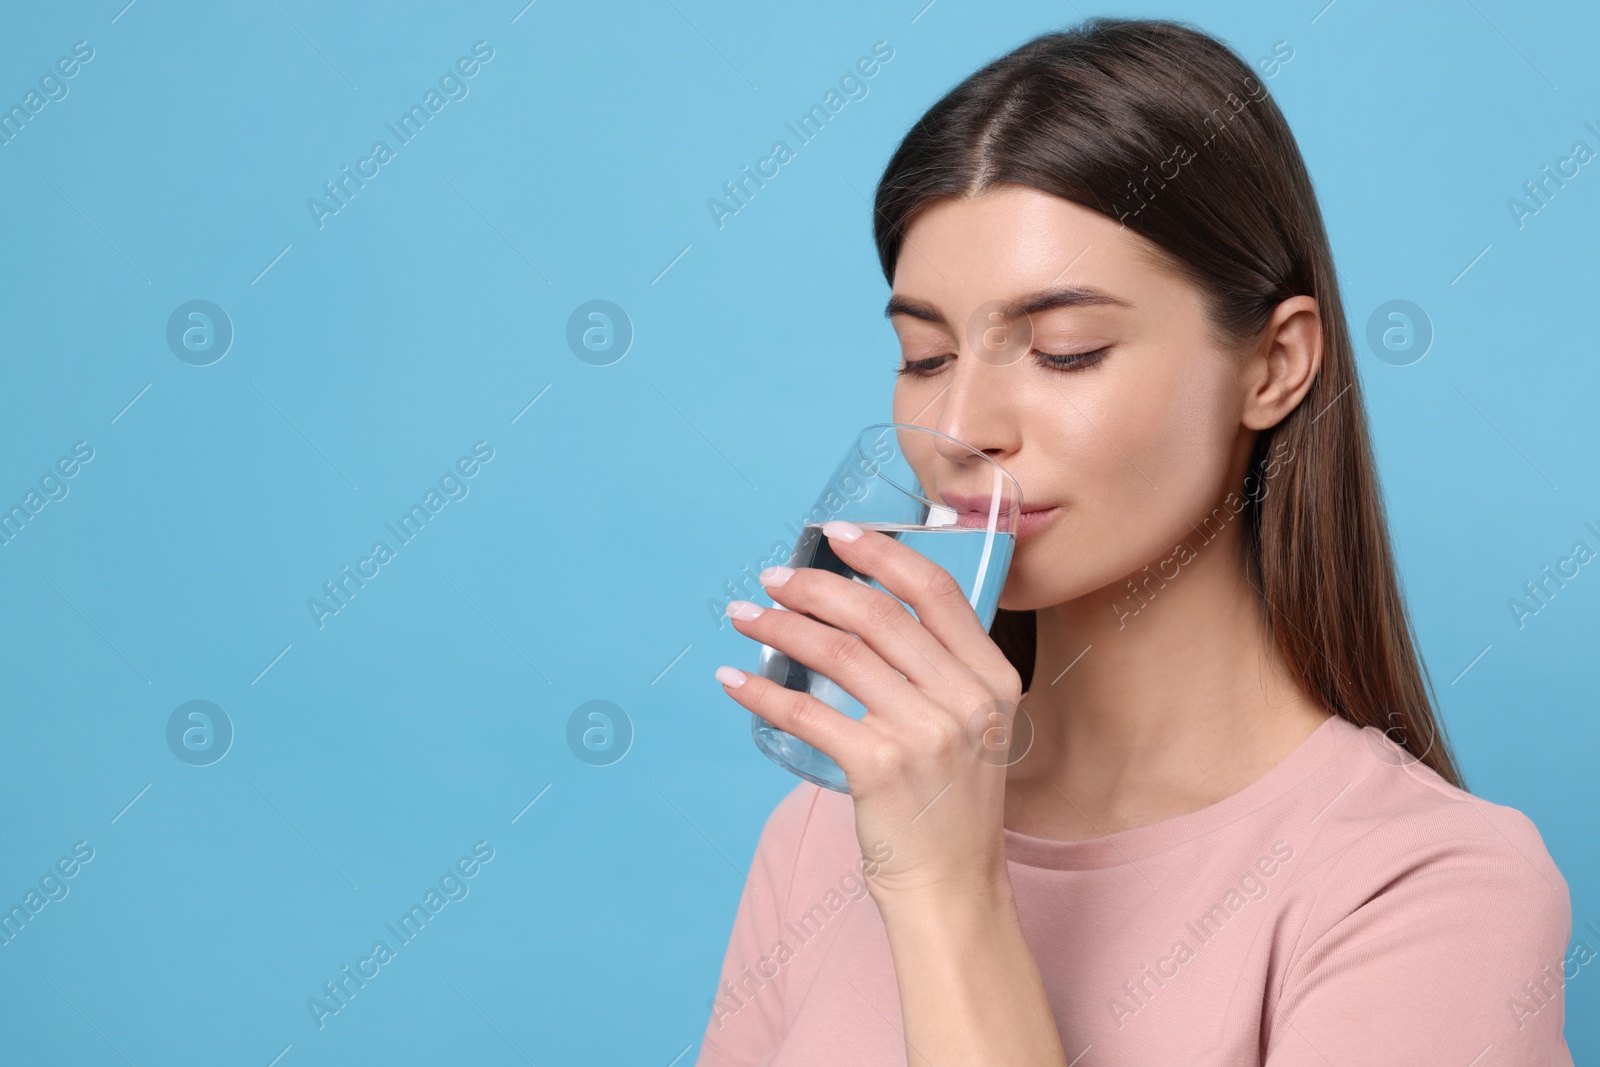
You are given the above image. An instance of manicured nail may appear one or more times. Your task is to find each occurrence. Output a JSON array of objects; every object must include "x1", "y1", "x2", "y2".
[
  {"x1": 725, "y1": 600, "x2": 764, "y2": 621},
  {"x1": 822, "y1": 519, "x2": 863, "y2": 542},
  {"x1": 715, "y1": 665, "x2": 748, "y2": 688},
  {"x1": 760, "y1": 565, "x2": 794, "y2": 587}
]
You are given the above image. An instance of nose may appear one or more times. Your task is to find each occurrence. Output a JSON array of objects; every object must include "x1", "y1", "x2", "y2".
[{"x1": 929, "y1": 350, "x2": 1019, "y2": 465}]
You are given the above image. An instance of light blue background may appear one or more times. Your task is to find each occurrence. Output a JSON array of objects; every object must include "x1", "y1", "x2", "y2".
[{"x1": 1, "y1": 0, "x2": 1595, "y2": 1062}]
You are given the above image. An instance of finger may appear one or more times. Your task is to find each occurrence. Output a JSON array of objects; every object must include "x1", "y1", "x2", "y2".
[
  {"x1": 714, "y1": 664, "x2": 878, "y2": 777},
  {"x1": 725, "y1": 598, "x2": 925, "y2": 722},
  {"x1": 814, "y1": 520, "x2": 1014, "y2": 676},
  {"x1": 757, "y1": 564, "x2": 963, "y2": 695}
]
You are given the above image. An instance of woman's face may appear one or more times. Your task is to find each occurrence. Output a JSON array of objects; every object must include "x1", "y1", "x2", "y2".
[{"x1": 888, "y1": 184, "x2": 1257, "y2": 612}]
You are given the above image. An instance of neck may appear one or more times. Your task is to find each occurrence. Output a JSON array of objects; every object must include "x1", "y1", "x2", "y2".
[{"x1": 1005, "y1": 519, "x2": 1331, "y2": 840}]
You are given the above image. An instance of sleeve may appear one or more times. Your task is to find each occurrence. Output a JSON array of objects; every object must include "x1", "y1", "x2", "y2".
[
  {"x1": 695, "y1": 781, "x2": 821, "y2": 1067},
  {"x1": 1265, "y1": 805, "x2": 1575, "y2": 1066}
]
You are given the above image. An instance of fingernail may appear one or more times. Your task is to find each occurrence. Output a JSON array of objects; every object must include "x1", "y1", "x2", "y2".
[
  {"x1": 715, "y1": 665, "x2": 748, "y2": 688},
  {"x1": 759, "y1": 565, "x2": 794, "y2": 587},
  {"x1": 822, "y1": 519, "x2": 863, "y2": 542},
  {"x1": 725, "y1": 600, "x2": 765, "y2": 621}
]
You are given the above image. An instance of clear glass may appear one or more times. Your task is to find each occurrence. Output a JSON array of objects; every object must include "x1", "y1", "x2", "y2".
[{"x1": 749, "y1": 422, "x2": 1022, "y2": 793}]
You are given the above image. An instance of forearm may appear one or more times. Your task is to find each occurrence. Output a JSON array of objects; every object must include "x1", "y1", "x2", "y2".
[{"x1": 875, "y1": 877, "x2": 1069, "y2": 1067}]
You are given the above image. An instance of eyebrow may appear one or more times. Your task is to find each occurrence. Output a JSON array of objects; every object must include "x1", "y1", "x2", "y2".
[{"x1": 884, "y1": 285, "x2": 1133, "y2": 325}]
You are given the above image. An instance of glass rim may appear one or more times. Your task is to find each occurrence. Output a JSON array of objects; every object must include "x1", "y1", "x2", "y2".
[{"x1": 854, "y1": 421, "x2": 1024, "y2": 518}]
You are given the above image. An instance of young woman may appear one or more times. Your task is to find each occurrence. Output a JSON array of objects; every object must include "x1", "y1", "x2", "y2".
[{"x1": 698, "y1": 18, "x2": 1573, "y2": 1066}]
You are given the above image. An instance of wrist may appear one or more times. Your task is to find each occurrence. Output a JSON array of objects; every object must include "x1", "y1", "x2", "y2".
[{"x1": 868, "y1": 859, "x2": 1015, "y2": 919}]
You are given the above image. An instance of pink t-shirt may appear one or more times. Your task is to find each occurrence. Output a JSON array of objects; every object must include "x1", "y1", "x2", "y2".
[{"x1": 696, "y1": 713, "x2": 1575, "y2": 1065}]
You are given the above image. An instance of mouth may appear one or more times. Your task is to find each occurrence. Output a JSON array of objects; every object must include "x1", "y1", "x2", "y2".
[{"x1": 938, "y1": 491, "x2": 1061, "y2": 541}]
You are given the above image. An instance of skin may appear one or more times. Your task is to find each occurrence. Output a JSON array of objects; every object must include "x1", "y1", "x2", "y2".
[{"x1": 715, "y1": 183, "x2": 1332, "y2": 1064}]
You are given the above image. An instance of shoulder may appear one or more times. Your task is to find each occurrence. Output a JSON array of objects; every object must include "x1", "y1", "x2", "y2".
[
  {"x1": 751, "y1": 781, "x2": 858, "y2": 874},
  {"x1": 754, "y1": 779, "x2": 824, "y2": 854},
  {"x1": 745, "y1": 780, "x2": 868, "y2": 914},
  {"x1": 1317, "y1": 722, "x2": 1567, "y2": 899},
  {"x1": 1265, "y1": 722, "x2": 1575, "y2": 1060},
  {"x1": 1285, "y1": 720, "x2": 1571, "y2": 971}
]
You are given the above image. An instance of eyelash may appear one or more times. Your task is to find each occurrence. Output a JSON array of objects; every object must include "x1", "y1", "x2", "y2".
[{"x1": 894, "y1": 347, "x2": 1110, "y2": 377}]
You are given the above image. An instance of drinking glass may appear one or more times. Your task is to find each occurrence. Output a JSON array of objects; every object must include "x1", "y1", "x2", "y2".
[{"x1": 749, "y1": 422, "x2": 1022, "y2": 793}]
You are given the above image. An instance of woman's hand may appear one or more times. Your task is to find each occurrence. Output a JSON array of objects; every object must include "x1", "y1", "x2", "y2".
[
  {"x1": 715, "y1": 518, "x2": 1070, "y2": 1067},
  {"x1": 714, "y1": 518, "x2": 1024, "y2": 906}
]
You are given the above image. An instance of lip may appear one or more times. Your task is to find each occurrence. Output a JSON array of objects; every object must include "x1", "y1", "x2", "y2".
[{"x1": 939, "y1": 491, "x2": 1060, "y2": 541}]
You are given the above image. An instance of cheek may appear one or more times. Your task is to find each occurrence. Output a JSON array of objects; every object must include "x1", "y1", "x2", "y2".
[
  {"x1": 1118, "y1": 355, "x2": 1239, "y2": 508},
  {"x1": 1064, "y1": 353, "x2": 1236, "y2": 502},
  {"x1": 890, "y1": 376, "x2": 941, "y2": 427},
  {"x1": 1017, "y1": 354, "x2": 1240, "y2": 597}
]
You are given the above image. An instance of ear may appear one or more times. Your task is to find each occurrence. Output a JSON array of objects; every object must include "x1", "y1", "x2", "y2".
[{"x1": 1241, "y1": 295, "x2": 1322, "y2": 431}]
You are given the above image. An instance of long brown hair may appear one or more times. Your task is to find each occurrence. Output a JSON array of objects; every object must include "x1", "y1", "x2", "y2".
[{"x1": 871, "y1": 17, "x2": 1464, "y2": 788}]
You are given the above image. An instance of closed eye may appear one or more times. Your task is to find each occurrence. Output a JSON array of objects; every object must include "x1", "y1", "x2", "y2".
[
  {"x1": 1034, "y1": 346, "x2": 1110, "y2": 372},
  {"x1": 895, "y1": 347, "x2": 1111, "y2": 377}
]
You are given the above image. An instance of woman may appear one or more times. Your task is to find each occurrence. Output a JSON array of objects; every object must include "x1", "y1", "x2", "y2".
[{"x1": 699, "y1": 17, "x2": 1573, "y2": 1066}]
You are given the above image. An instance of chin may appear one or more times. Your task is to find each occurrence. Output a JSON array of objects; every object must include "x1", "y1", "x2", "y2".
[
  {"x1": 996, "y1": 575, "x2": 1075, "y2": 613},
  {"x1": 997, "y1": 547, "x2": 1141, "y2": 614}
]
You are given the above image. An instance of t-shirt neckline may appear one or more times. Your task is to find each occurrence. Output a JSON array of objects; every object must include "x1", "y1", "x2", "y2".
[{"x1": 1000, "y1": 713, "x2": 1360, "y2": 871}]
